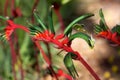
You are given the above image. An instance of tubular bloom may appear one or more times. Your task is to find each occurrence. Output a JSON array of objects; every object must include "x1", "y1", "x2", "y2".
[
  {"x1": 29, "y1": 11, "x2": 100, "y2": 80},
  {"x1": 33, "y1": 30, "x2": 69, "y2": 49},
  {"x1": 94, "y1": 9, "x2": 120, "y2": 46},
  {"x1": 33, "y1": 30, "x2": 80, "y2": 60},
  {"x1": 32, "y1": 30, "x2": 100, "y2": 80},
  {"x1": 4, "y1": 20, "x2": 29, "y2": 40},
  {"x1": 1, "y1": 20, "x2": 71, "y2": 80},
  {"x1": 0, "y1": 7, "x2": 100, "y2": 80},
  {"x1": 56, "y1": 69, "x2": 73, "y2": 80},
  {"x1": 97, "y1": 31, "x2": 120, "y2": 45}
]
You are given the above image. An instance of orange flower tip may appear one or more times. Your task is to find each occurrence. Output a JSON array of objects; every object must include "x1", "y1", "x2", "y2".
[
  {"x1": 35, "y1": 33, "x2": 39, "y2": 36},
  {"x1": 97, "y1": 31, "x2": 107, "y2": 37},
  {"x1": 99, "y1": 31, "x2": 107, "y2": 35},
  {"x1": 5, "y1": 35, "x2": 10, "y2": 41}
]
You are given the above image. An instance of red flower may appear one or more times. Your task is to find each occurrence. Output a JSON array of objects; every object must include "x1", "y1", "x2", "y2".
[
  {"x1": 56, "y1": 69, "x2": 72, "y2": 80},
  {"x1": 4, "y1": 20, "x2": 29, "y2": 40},
  {"x1": 97, "y1": 31, "x2": 120, "y2": 45},
  {"x1": 12, "y1": 7, "x2": 22, "y2": 18}
]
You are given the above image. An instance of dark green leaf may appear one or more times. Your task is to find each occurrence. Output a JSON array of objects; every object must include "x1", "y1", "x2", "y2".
[
  {"x1": 48, "y1": 6, "x2": 55, "y2": 34},
  {"x1": 28, "y1": 23, "x2": 43, "y2": 32},
  {"x1": 64, "y1": 52, "x2": 79, "y2": 79},
  {"x1": 29, "y1": 27, "x2": 40, "y2": 35},
  {"x1": 64, "y1": 13, "x2": 94, "y2": 36},
  {"x1": 99, "y1": 9, "x2": 108, "y2": 30},
  {"x1": 112, "y1": 25, "x2": 120, "y2": 35},
  {"x1": 69, "y1": 32, "x2": 95, "y2": 48},
  {"x1": 34, "y1": 12, "x2": 47, "y2": 30}
]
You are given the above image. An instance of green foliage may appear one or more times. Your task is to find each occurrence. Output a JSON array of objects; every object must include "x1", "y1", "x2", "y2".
[
  {"x1": 0, "y1": 0, "x2": 100, "y2": 80},
  {"x1": 64, "y1": 13, "x2": 94, "y2": 36},
  {"x1": 0, "y1": 16, "x2": 8, "y2": 20},
  {"x1": 48, "y1": 6, "x2": 55, "y2": 34},
  {"x1": 94, "y1": 9, "x2": 109, "y2": 34},
  {"x1": 112, "y1": 25, "x2": 120, "y2": 35},
  {"x1": 69, "y1": 32, "x2": 95, "y2": 48},
  {"x1": 28, "y1": 23, "x2": 43, "y2": 35},
  {"x1": 34, "y1": 12, "x2": 47, "y2": 30},
  {"x1": 73, "y1": 24, "x2": 86, "y2": 32},
  {"x1": 64, "y1": 52, "x2": 78, "y2": 78},
  {"x1": 94, "y1": 24, "x2": 102, "y2": 34},
  {"x1": 99, "y1": 9, "x2": 108, "y2": 30}
]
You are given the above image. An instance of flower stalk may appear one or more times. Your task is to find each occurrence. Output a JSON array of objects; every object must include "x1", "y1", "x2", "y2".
[
  {"x1": 0, "y1": 4, "x2": 102, "y2": 79},
  {"x1": 33, "y1": 30, "x2": 100, "y2": 80},
  {"x1": 8, "y1": 39, "x2": 17, "y2": 80},
  {"x1": 53, "y1": 3, "x2": 65, "y2": 30}
]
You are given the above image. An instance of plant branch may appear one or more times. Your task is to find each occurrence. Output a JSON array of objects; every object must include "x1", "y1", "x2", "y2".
[
  {"x1": 33, "y1": 31, "x2": 100, "y2": 80},
  {"x1": 51, "y1": 38, "x2": 100, "y2": 80},
  {"x1": 34, "y1": 41, "x2": 51, "y2": 66},
  {"x1": 8, "y1": 39, "x2": 17, "y2": 80},
  {"x1": 54, "y1": 8, "x2": 65, "y2": 30}
]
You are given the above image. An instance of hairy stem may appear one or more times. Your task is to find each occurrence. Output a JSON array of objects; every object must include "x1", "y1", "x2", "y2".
[
  {"x1": 45, "y1": 42, "x2": 52, "y2": 63},
  {"x1": 54, "y1": 8, "x2": 65, "y2": 30},
  {"x1": 8, "y1": 39, "x2": 17, "y2": 80},
  {"x1": 14, "y1": 32, "x2": 24, "y2": 80},
  {"x1": 48, "y1": 66, "x2": 59, "y2": 80},
  {"x1": 33, "y1": 44, "x2": 40, "y2": 72},
  {"x1": 34, "y1": 41, "x2": 51, "y2": 66},
  {"x1": 77, "y1": 55, "x2": 100, "y2": 80},
  {"x1": 50, "y1": 39, "x2": 100, "y2": 80},
  {"x1": 35, "y1": 41, "x2": 58, "y2": 79}
]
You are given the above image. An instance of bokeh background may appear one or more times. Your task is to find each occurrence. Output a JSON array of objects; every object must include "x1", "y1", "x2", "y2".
[{"x1": 0, "y1": 0, "x2": 120, "y2": 80}]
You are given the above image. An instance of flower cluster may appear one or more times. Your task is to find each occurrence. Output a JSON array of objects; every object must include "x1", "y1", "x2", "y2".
[
  {"x1": 0, "y1": 5, "x2": 100, "y2": 80},
  {"x1": 94, "y1": 9, "x2": 120, "y2": 46}
]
